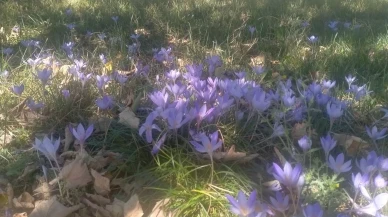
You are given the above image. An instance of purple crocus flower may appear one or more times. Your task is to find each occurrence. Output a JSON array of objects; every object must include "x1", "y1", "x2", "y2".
[
  {"x1": 251, "y1": 90, "x2": 271, "y2": 112},
  {"x1": 345, "y1": 75, "x2": 356, "y2": 88},
  {"x1": 357, "y1": 151, "x2": 379, "y2": 174},
  {"x1": 164, "y1": 108, "x2": 187, "y2": 129},
  {"x1": 154, "y1": 47, "x2": 173, "y2": 63},
  {"x1": 235, "y1": 71, "x2": 246, "y2": 79},
  {"x1": 77, "y1": 72, "x2": 92, "y2": 88},
  {"x1": 65, "y1": 8, "x2": 72, "y2": 16},
  {"x1": 298, "y1": 135, "x2": 312, "y2": 152},
  {"x1": 37, "y1": 68, "x2": 52, "y2": 86},
  {"x1": 225, "y1": 190, "x2": 257, "y2": 217},
  {"x1": 115, "y1": 73, "x2": 129, "y2": 85},
  {"x1": 316, "y1": 93, "x2": 331, "y2": 106},
  {"x1": 2, "y1": 48, "x2": 13, "y2": 56},
  {"x1": 185, "y1": 64, "x2": 203, "y2": 81},
  {"x1": 326, "y1": 101, "x2": 343, "y2": 119},
  {"x1": 308, "y1": 35, "x2": 318, "y2": 43},
  {"x1": 70, "y1": 123, "x2": 93, "y2": 148},
  {"x1": 11, "y1": 84, "x2": 24, "y2": 96},
  {"x1": 374, "y1": 173, "x2": 387, "y2": 188},
  {"x1": 97, "y1": 33, "x2": 106, "y2": 40},
  {"x1": 269, "y1": 192, "x2": 289, "y2": 213},
  {"x1": 27, "y1": 57, "x2": 42, "y2": 67},
  {"x1": 196, "y1": 104, "x2": 214, "y2": 122},
  {"x1": 320, "y1": 134, "x2": 337, "y2": 156},
  {"x1": 151, "y1": 133, "x2": 167, "y2": 155},
  {"x1": 74, "y1": 59, "x2": 86, "y2": 69},
  {"x1": 303, "y1": 203, "x2": 324, "y2": 217},
  {"x1": 328, "y1": 153, "x2": 352, "y2": 174},
  {"x1": 96, "y1": 95, "x2": 114, "y2": 110},
  {"x1": 301, "y1": 21, "x2": 310, "y2": 28},
  {"x1": 352, "y1": 172, "x2": 369, "y2": 189},
  {"x1": 149, "y1": 90, "x2": 169, "y2": 109},
  {"x1": 272, "y1": 122, "x2": 285, "y2": 137},
  {"x1": 328, "y1": 21, "x2": 339, "y2": 31},
  {"x1": 99, "y1": 54, "x2": 107, "y2": 64},
  {"x1": 165, "y1": 69, "x2": 181, "y2": 82},
  {"x1": 252, "y1": 65, "x2": 265, "y2": 75},
  {"x1": 21, "y1": 39, "x2": 40, "y2": 48},
  {"x1": 27, "y1": 98, "x2": 44, "y2": 111},
  {"x1": 33, "y1": 136, "x2": 60, "y2": 161},
  {"x1": 112, "y1": 16, "x2": 119, "y2": 23},
  {"x1": 248, "y1": 26, "x2": 256, "y2": 36},
  {"x1": 344, "y1": 22, "x2": 351, "y2": 29},
  {"x1": 190, "y1": 131, "x2": 222, "y2": 154},
  {"x1": 166, "y1": 83, "x2": 186, "y2": 99},
  {"x1": 366, "y1": 126, "x2": 387, "y2": 141},
  {"x1": 139, "y1": 113, "x2": 161, "y2": 143},
  {"x1": 62, "y1": 42, "x2": 74, "y2": 55},
  {"x1": 130, "y1": 34, "x2": 140, "y2": 40},
  {"x1": 66, "y1": 23, "x2": 76, "y2": 30},
  {"x1": 282, "y1": 92, "x2": 295, "y2": 107},
  {"x1": 354, "y1": 193, "x2": 388, "y2": 216},
  {"x1": 272, "y1": 161, "x2": 303, "y2": 188},
  {"x1": 96, "y1": 75, "x2": 110, "y2": 91},
  {"x1": 206, "y1": 55, "x2": 222, "y2": 76},
  {"x1": 62, "y1": 89, "x2": 70, "y2": 99}
]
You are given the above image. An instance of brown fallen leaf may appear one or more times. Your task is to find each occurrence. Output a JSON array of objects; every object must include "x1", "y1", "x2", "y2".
[
  {"x1": 118, "y1": 108, "x2": 140, "y2": 129},
  {"x1": 51, "y1": 154, "x2": 92, "y2": 189},
  {"x1": 63, "y1": 126, "x2": 74, "y2": 152},
  {"x1": 16, "y1": 163, "x2": 39, "y2": 181},
  {"x1": 274, "y1": 147, "x2": 287, "y2": 166},
  {"x1": 33, "y1": 181, "x2": 52, "y2": 200},
  {"x1": 123, "y1": 194, "x2": 143, "y2": 217},
  {"x1": 29, "y1": 196, "x2": 83, "y2": 217},
  {"x1": 291, "y1": 123, "x2": 307, "y2": 141},
  {"x1": 106, "y1": 198, "x2": 125, "y2": 217},
  {"x1": 82, "y1": 198, "x2": 111, "y2": 217},
  {"x1": 91, "y1": 169, "x2": 110, "y2": 196},
  {"x1": 13, "y1": 192, "x2": 35, "y2": 209},
  {"x1": 13, "y1": 212, "x2": 27, "y2": 217},
  {"x1": 333, "y1": 133, "x2": 371, "y2": 156},
  {"x1": 7, "y1": 183, "x2": 13, "y2": 208},
  {"x1": 89, "y1": 117, "x2": 112, "y2": 133},
  {"x1": 149, "y1": 198, "x2": 175, "y2": 217},
  {"x1": 201, "y1": 145, "x2": 259, "y2": 163},
  {"x1": 85, "y1": 193, "x2": 111, "y2": 206}
]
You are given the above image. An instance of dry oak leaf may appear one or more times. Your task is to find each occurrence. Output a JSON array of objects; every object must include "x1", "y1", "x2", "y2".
[
  {"x1": 13, "y1": 212, "x2": 27, "y2": 217},
  {"x1": 149, "y1": 198, "x2": 175, "y2": 217},
  {"x1": 118, "y1": 107, "x2": 140, "y2": 129},
  {"x1": 123, "y1": 194, "x2": 143, "y2": 217},
  {"x1": 63, "y1": 125, "x2": 74, "y2": 152},
  {"x1": 91, "y1": 169, "x2": 110, "y2": 196},
  {"x1": 202, "y1": 145, "x2": 259, "y2": 163},
  {"x1": 106, "y1": 198, "x2": 125, "y2": 217},
  {"x1": 85, "y1": 193, "x2": 111, "y2": 206},
  {"x1": 29, "y1": 196, "x2": 83, "y2": 217},
  {"x1": 13, "y1": 192, "x2": 35, "y2": 209},
  {"x1": 51, "y1": 154, "x2": 92, "y2": 189},
  {"x1": 333, "y1": 133, "x2": 371, "y2": 156},
  {"x1": 82, "y1": 198, "x2": 111, "y2": 217},
  {"x1": 33, "y1": 182, "x2": 52, "y2": 200}
]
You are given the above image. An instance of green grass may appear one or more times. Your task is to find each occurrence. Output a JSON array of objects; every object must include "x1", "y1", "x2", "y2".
[{"x1": 2, "y1": 0, "x2": 388, "y2": 216}]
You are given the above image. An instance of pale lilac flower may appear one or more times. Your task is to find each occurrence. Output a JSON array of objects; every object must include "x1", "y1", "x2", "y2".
[
  {"x1": 33, "y1": 136, "x2": 60, "y2": 161},
  {"x1": 112, "y1": 16, "x2": 119, "y2": 23},
  {"x1": 62, "y1": 89, "x2": 70, "y2": 99},
  {"x1": 97, "y1": 33, "x2": 106, "y2": 40},
  {"x1": 248, "y1": 26, "x2": 256, "y2": 36},
  {"x1": 344, "y1": 22, "x2": 351, "y2": 29},
  {"x1": 321, "y1": 80, "x2": 336, "y2": 89},
  {"x1": 115, "y1": 73, "x2": 129, "y2": 85},
  {"x1": 139, "y1": 113, "x2": 161, "y2": 143},
  {"x1": 345, "y1": 74, "x2": 356, "y2": 88},
  {"x1": 374, "y1": 173, "x2": 387, "y2": 188},
  {"x1": 252, "y1": 65, "x2": 265, "y2": 75},
  {"x1": 130, "y1": 34, "x2": 140, "y2": 40},
  {"x1": 269, "y1": 192, "x2": 289, "y2": 212},
  {"x1": 272, "y1": 122, "x2": 285, "y2": 137},
  {"x1": 354, "y1": 193, "x2": 388, "y2": 216},
  {"x1": 328, "y1": 153, "x2": 352, "y2": 174},
  {"x1": 99, "y1": 54, "x2": 107, "y2": 64},
  {"x1": 320, "y1": 134, "x2": 337, "y2": 156},
  {"x1": 326, "y1": 101, "x2": 343, "y2": 119},
  {"x1": 149, "y1": 90, "x2": 169, "y2": 109},
  {"x1": 151, "y1": 133, "x2": 167, "y2": 155},
  {"x1": 352, "y1": 172, "x2": 369, "y2": 189},
  {"x1": 366, "y1": 126, "x2": 387, "y2": 141},
  {"x1": 206, "y1": 55, "x2": 222, "y2": 76},
  {"x1": 70, "y1": 123, "x2": 93, "y2": 147},
  {"x1": 225, "y1": 190, "x2": 257, "y2": 217},
  {"x1": 328, "y1": 21, "x2": 339, "y2": 31},
  {"x1": 308, "y1": 35, "x2": 318, "y2": 43},
  {"x1": 165, "y1": 69, "x2": 180, "y2": 82},
  {"x1": 11, "y1": 84, "x2": 24, "y2": 96},
  {"x1": 21, "y1": 39, "x2": 40, "y2": 48},
  {"x1": 27, "y1": 98, "x2": 44, "y2": 110},
  {"x1": 272, "y1": 162, "x2": 303, "y2": 188},
  {"x1": 2, "y1": 48, "x2": 13, "y2": 56},
  {"x1": 96, "y1": 75, "x2": 110, "y2": 90},
  {"x1": 298, "y1": 135, "x2": 312, "y2": 152},
  {"x1": 0, "y1": 70, "x2": 9, "y2": 78},
  {"x1": 301, "y1": 21, "x2": 310, "y2": 28},
  {"x1": 96, "y1": 95, "x2": 114, "y2": 110},
  {"x1": 303, "y1": 203, "x2": 324, "y2": 217},
  {"x1": 190, "y1": 131, "x2": 222, "y2": 154},
  {"x1": 251, "y1": 90, "x2": 271, "y2": 112},
  {"x1": 66, "y1": 23, "x2": 76, "y2": 30},
  {"x1": 27, "y1": 57, "x2": 42, "y2": 67},
  {"x1": 65, "y1": 8, "x2": 72, "y2": 16},
  {"x1": 77, "y1": 72, "x2": 92, "y2": 88}
]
